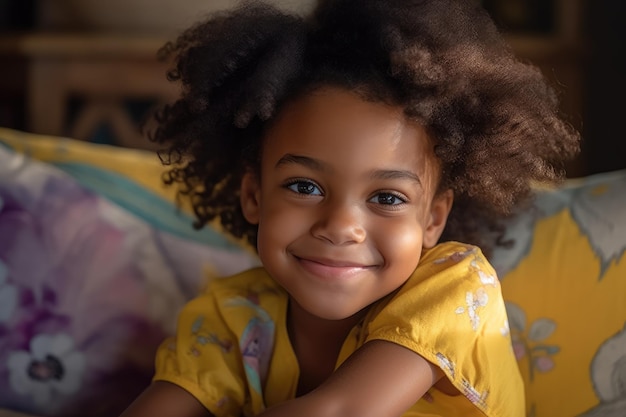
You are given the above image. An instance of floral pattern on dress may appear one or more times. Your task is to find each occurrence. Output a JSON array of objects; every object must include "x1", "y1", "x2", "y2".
[
  {"x1": 433, "y1": 246, "x2": 477, "y2": 265},
  {"x1": 225, "y1": 296, "x2": 275, "y2": 398},
  {"x1": 431, "y1": 246, "x2": 512, "y2": 413},
  {"x1": 188, "y1": 316, "x2": 234, "y2": 357},
  {"x1": 501, "y1": 319, "x2": 511, "y2": 337},
  {"x1": 455, "y1": 288, "x2": 489, "y2": 331},
  {"x1": 435, "y1": 353, "x2": 491, "y2": 411},
  {"x1": 435, "y1": 352, "x2": 456, "y2": 379},
  {"x1": 462, "y1": 378, "x2": 489, "y2": 408}
]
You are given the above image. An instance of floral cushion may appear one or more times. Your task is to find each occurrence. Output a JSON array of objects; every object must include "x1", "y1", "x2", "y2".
[
  {"x1": 493, "y1": 169, "x2": 626, "y2": 417},
  {"x1": 0, "y1": 128, "x2": 258, "y2": 417}
]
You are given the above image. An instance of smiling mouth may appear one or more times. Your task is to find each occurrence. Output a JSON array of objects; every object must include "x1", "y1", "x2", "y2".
[{"x1": 294, "y1": 255, "x2": 375, "y2": 279}]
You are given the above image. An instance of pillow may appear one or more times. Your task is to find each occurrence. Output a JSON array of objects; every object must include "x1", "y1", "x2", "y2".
[
  {"x1": 0, "y1": 128, "x2": 258, "y2": 417},
  {"x1": 492, "y1": 169, "x2": 626, "y2": 417}
]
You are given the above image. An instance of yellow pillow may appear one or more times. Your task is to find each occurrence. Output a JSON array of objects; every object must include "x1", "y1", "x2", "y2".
[
  {"x1": 0, "y1": 127, "x2": 252, "y2": 251},
  {"x1": 0, "y1": 127, "x2": 175, "y2": 203},
  {"x1": 495, "y1": 170, "x2": 626, "y2": 417}
]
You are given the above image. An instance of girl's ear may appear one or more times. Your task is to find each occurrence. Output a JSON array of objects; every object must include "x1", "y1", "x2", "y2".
[
  {"x1": 240, "y1": 170, "x2": 261, "y2": 225},
  {"x1": 423, "y1": 189, "x2": 454, "y2": 248}
]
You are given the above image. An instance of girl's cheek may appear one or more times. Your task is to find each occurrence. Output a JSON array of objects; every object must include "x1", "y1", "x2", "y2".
[{"x1": 371, "y1": 220, "x2": 424, "y2": 257}]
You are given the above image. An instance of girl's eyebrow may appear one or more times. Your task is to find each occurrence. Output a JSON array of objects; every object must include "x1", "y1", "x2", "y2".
[
  {"x1": 275, "y1": 153, "x2": 329, "y2": 171},
  {"x1": 369, "y1": 169, "x2": 423, "y2": 188},
  {"x1": 276, "y1": 153, "x2": 422, "y2": 187}
]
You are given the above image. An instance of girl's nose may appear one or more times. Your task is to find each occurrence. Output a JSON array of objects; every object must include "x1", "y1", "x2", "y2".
[{"x1": 310, "y1": 201, "x2": 366, "y2": 245}]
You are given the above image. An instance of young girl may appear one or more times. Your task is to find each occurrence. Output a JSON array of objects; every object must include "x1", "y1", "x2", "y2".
[{"x1": 122, "y1": 0, "x2": 579, "y2": 416}]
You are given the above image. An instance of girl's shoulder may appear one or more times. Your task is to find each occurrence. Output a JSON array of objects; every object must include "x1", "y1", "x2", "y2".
[
  {"x1": 420, "y1": 241, "x2": 490, "y2": 269},
  {"x1": 368, "y1": 241, "x2": 499, "y2": 319},
  {"x1": 196, "y1": 267, "x2": 287, "y2": 319},
  {"x1": 409, "y1": 241, "x2": 497, "y2": 288},
  {"x1": 364, "y1": 241, "x2": 524, "y2": 416}
]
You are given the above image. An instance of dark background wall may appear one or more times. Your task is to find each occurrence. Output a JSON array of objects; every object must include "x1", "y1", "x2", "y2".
[
  {"x1": 584, "y1": 2, "x2": 626, "y2": 175},
  {"x1": 0, "y1": 0, "x2": 624, "y2": 175}
]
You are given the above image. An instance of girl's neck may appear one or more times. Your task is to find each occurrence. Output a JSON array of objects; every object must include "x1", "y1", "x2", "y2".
[{"x1": 287, "y1": 298, "x2": 366, "y2": 396}]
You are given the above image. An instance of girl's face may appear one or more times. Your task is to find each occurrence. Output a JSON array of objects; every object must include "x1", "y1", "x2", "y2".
[{"x1": 241, "y1": 87, "x2": 452, "y2": 321}]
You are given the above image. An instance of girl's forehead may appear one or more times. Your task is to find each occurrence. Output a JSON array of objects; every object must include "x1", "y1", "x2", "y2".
[
  {"x1": 268, "y1": 88, "x2": 397, "y2": 136},
  {"x1": 265, "y1": 87, "x2": 432, "y2": 149},
  {"x1": 260, "y1": 87, "x2": 441, "y2": 184}
]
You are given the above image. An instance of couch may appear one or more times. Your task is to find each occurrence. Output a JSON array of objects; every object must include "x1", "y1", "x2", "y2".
[{"x1": 0, "y1": 127, "x2": 624, "y2": 417}]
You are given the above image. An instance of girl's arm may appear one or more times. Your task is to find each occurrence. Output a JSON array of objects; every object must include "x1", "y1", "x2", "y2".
[
  {"x1": 257, "y1": 339, "x2": 443, "y2": 417},
  {"x1": 120, "y1": 340, "x2": 442, "y2": 417},
  {"x1": 120, "y1": 380, "x2": 214, "y2": 417}
]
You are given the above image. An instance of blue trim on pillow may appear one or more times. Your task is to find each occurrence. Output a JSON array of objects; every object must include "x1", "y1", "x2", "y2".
[
  {"x1": 52, "y1": 162, "x2": 242, "y2": 250},
  {"x1": 0, "y1": 140, "x2": 13, "y2": 152}
]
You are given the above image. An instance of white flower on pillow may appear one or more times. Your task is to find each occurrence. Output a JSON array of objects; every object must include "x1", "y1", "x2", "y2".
[
  {"x1": 570, "y1": 180, "x2": 626, "y2": 277},
  {"x1": 7, "y1": 333, "x2": 86, "y2": 405},
  {"x1": 492, "y1": 171, "x2": 626, "y2": 280}
]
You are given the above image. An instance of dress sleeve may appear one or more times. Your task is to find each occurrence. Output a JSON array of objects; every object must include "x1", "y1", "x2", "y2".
[
  {"x1": 365, "y1": 242, "x2": 524, "y2": 417},
  {"x1": 153, "y1": 285, "x2": 246, "y2": 417}
]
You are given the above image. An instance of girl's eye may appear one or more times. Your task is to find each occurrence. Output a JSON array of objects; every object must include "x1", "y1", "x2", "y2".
[
  {"x1": 286, "y1": 180, "x2": 322, "y2": 196},
  {"x1": 369, "y1": 192, "x2": 406, "y2": 205}
]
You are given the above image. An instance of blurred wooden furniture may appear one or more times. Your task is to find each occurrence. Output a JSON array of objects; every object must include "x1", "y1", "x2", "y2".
[
  {"x1": 492, "y1": 0, "x2": 587, "y2": 177},
  {"x1": 0, "y1": 0, "x2": 587, "y2": 167},
  {"x1": 0, "y1": 33, "x2": 179, "y2": 149},
  {"x1": 0, "y1": 409, "x2": 38, "y2": 417}
]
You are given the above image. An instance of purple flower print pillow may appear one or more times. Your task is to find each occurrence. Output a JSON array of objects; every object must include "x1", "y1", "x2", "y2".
[
  {"x1": 0, "y1": 145, "x2": 257, "y2": 416},
  {"x1": 0, "y1": 168, "x2": 166, "y2": 416}
]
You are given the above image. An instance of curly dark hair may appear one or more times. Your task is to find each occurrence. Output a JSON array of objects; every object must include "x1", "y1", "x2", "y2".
[{"x1": 150, "y1": 0, "x2": 580, "y2": 257}]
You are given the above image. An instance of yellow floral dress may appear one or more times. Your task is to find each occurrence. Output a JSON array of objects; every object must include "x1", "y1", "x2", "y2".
[{"x1": 154, "y1": 241, "x2": 524, "y2": 416}]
